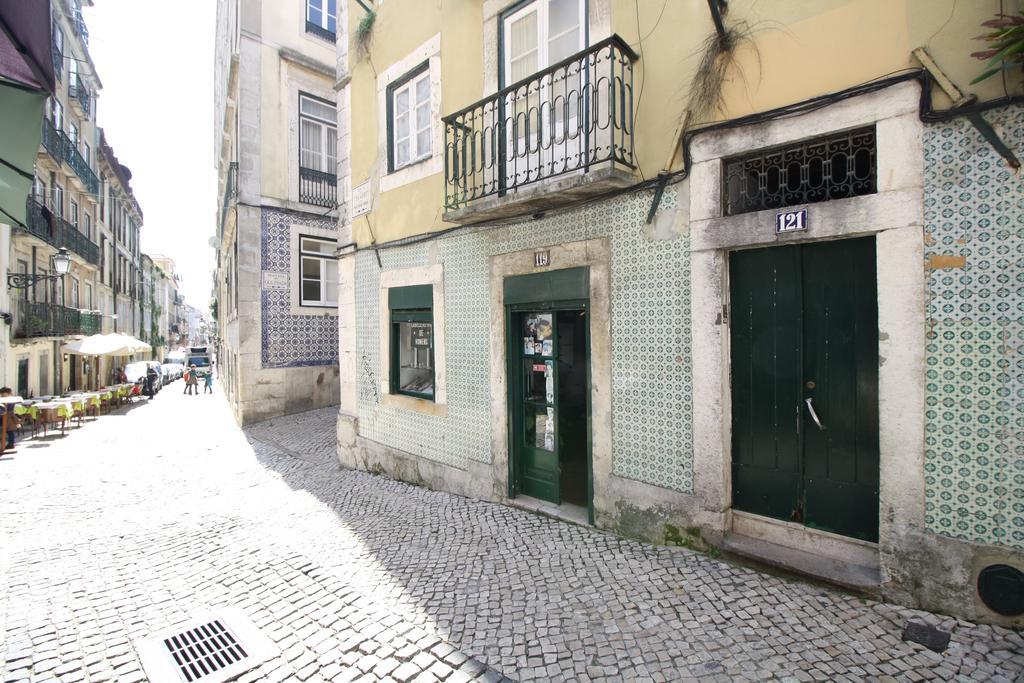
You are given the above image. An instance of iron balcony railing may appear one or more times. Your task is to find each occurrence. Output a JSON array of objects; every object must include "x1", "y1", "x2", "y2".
[
  {"x1": 443, "y1": 34, "x2": 638, "y2": 210},
  {"x1": 58, "y1": 129, "x2": 99, "y2": 195},
  {"x1": 41, "y1": 118, "x2": 64, "y2": 164},
  {"x1": 305, "y1": 20, "x2": 335, "y2": 42},
  {"x1": 70, "y1": 75, "x2": 90, "y2": 114},
  {"x1": 22, "y1": 197, "x2": 101, "y2": 265},
  {"x1": 67, "y1": 0, "x2": 89, "y2": 45},
  {"x1": 12, "y1": 302, "x2": 95, "y2": 338},
  {"x1": 219, "y1": 161, "x2": 237, "y2": 238},
  {"x1": 299, "y1": 166, "x2": 337, "y2": 208}
]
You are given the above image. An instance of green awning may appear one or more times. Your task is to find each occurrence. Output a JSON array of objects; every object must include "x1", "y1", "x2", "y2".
[{"x1": 0, "y1": 81, "x2": 46, "y2": 228}]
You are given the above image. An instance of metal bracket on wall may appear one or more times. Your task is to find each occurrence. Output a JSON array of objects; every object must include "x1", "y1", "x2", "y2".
[{"x1": 913, "y1": 47, "x2": 1020, "y2": 170}]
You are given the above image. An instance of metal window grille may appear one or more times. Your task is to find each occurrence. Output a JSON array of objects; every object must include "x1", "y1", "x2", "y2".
[{"x1": 722, "y1": 126, "x2": 877, "y2": 216}]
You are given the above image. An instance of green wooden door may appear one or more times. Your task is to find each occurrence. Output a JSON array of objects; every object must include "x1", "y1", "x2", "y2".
[
  {"x1": 514, "y1": 311, "x2": 560, "y2": 503},
  {"x1": 730, "y1": 237, "x2": 879, "y2": 542}
]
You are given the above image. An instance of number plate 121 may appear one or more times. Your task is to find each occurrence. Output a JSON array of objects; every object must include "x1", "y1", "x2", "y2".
[{"x1": 776, "y1": 208, "x2": 808, "y2": 234}]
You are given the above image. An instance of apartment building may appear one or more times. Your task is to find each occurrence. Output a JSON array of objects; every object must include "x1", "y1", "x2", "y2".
[
  {"x1": 213, "y1": 0, "x2": 341, "y2": 424},
  {"x1": 9, "y1": 0, "x2": 104, "y2": 396},
  {"x1": 332, "y1": 0, "x2": 1024, "y2": 624}
]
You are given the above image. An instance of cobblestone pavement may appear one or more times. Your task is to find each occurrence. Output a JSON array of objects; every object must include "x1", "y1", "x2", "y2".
[{"x1": 0, "y1": 388, "x2": 1021, "y2": 683}]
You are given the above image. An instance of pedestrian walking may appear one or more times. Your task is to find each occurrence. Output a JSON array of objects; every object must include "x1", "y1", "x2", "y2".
[
  {"x1": 203, "y1": 370, "x2": 214, "y2": 394},
  {"x1": 185, "y1": 365, "x2": 199, "y2": 396}
]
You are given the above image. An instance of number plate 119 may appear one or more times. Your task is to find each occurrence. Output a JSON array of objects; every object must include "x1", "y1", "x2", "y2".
[{"x1": 776, "y1": 208, "x2": 808, "y2": 234}]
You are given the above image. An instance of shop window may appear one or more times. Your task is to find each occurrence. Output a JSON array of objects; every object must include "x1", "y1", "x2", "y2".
[{"x1": 389, "y1": 284, "x2": 434, "y2": 400}]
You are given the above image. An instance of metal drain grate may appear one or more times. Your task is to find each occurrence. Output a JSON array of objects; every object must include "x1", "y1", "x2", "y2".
[
  {"x1": 164, "y1": 619, "x2": 248, "y2": 682},
  {"x1": 137, "y1": 608, "x2": 278, "y2": 683}
]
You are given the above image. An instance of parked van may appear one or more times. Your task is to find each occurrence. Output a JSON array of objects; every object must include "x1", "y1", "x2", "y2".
[{"x1": 186, "y1": 346, "x2": 211, "y2": 371}]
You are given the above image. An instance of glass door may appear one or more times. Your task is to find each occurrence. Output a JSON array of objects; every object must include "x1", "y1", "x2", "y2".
[{"x1": 515, "y1": 311, "x2": 560, "y2": 503}]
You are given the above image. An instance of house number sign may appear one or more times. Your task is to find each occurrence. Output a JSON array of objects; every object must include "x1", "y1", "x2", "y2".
[
  {"x1": 775, "y1": 208, "x2": 808, "y2": 234},
  {"x1": 534, "y1": 250, "x2": 550, "y2": 267}
]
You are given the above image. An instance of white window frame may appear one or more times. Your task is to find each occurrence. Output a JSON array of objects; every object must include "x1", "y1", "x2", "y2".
[
  {"x1": 376, "y1": 34, "x2": 443, "y2": 194},
  {"x1": 305, "y1": 0, "x2": 337, "y2": 35},
  {"x1": 50, "y1": 98, "x2": 63, "y2": 129},
  {"x1": 298, "y1": 236, "x2": 338, "y2": 308},
  {"x1": 85, "y1": 282, "x2": 93, "y2": 310},
  {"x1": 389, "y1": 68, "x2": 431, "y2": 171},
  {"x1": 70, "y1": 199, "x2": 78, "y2": 228},
  {"x1": 298, "y1": 94, "x2": 337, "y2": 175},
  {"x1": 71, "y1": 277, "x2": 80, "y2": 309}
]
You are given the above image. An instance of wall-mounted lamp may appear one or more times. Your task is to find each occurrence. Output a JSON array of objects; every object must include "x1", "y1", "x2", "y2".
[{"x1": 7, "y1": 248, "x2": 72, "y2": 289}]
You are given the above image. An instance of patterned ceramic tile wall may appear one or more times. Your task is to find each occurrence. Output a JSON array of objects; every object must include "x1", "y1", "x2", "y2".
[
  {"x1": 355, "y1": 189, "x2": 694, "y2": 492},
  {"x1": 261, "y1": 208, "x2": 339, "y2": 368},
  {"x1": 923, "y1": 104, "x2": 1023, "y2": 550}
]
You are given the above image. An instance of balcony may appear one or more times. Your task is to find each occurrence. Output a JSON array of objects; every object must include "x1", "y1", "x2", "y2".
[
  {"x1": 442, "y1": 35, "x2": 638, "y2": 223},
  {"x1": 58, "y1": 129, "x2": 99, "y2": 195},
  {"x1": 21, "y1": 197, "x2": 101, "y2": 265},
  {"x1": 299, "y1": 166, "x2": 337, "y2": 208},
  {"x1": 69, "y1": 75, "x2": 90, "y2": 115},
  {"x1": 41, "y1": 118, "x2": 64, "y2": 164},
  {"x1": 12, "y1": 301, "x2": 97, "y2": 339},
  {"x1": 305, "y1": 20, "x2": 335, "y2": 42}
]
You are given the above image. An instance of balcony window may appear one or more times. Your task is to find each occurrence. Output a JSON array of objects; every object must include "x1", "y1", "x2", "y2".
[
  {"x1": 50, "y1": 98, "x2": 63, "y2": 131},
  {"x1": 70, "y1": 199, "x2": 78, "y2": 228},
  {"x1": 298, "y1": 237, "x2": 337, "y2": 307},
  {"x1": 305, "y1": 0, "x2": 336, "y2": 41},
  {"x1": 299, "y1": 94, "x2": 337, "y2": 207}
]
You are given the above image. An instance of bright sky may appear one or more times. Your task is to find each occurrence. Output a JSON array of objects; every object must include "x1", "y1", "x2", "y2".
[{"x1": 83, "y1": 0, "x2": 216, "y2": 315}]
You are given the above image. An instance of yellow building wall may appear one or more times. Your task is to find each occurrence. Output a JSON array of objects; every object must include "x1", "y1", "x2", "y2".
[{"x1": 350, "y1": 0, "x2": 1019, "y2": 246}]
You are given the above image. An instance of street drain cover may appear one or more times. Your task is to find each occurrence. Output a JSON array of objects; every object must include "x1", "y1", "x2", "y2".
[{"x1": 137, "y1": 608, "x2": 277, "y2": 683}]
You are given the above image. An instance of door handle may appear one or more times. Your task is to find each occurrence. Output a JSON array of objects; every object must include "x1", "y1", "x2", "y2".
[{"x1": 805, "y1": 397, "x2": 827, "y2": 431}]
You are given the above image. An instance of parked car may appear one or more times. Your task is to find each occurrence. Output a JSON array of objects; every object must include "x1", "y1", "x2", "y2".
[{"x1": 124, "y1": 361, "x2": 163, "y2": 394}]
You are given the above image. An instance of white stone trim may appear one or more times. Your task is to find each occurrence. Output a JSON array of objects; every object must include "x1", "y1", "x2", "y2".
[
  {"x1": 488, "y1": 237, "x2": 612, "y2": 513},
  {"x1": 288, "y1": 222, "x2": 339, "y2": 317},
  {"x1": 378, "y1": 264, "x2": 447, "y2": 414},
  {"x1": 688, "y1": 81, "x2": 926, "y2": 566},
  {"x1": 376, "y1": 34, "x2": 443, "y2": 194}
]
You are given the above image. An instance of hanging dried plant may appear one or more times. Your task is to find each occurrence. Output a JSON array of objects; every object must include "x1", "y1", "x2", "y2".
[
  {"x1": 970, "y1": 12, "x2": 1024, "y2": 85},
  {"x1": 355, "y1": 9, "x2": 376, "y2": 60},
  {"x1": 687, "y1": 23, "x2": 756, "y2": 121}
]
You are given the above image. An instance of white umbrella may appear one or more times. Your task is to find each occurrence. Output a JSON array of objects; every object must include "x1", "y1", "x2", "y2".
[{"x1": 61, "y1": 333, "x2": 151, "y2": 356}]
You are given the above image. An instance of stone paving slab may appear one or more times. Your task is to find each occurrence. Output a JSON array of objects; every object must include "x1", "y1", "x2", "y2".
[{"x1": 0, "y1": 390, "x2": 1021, "y2": 682}]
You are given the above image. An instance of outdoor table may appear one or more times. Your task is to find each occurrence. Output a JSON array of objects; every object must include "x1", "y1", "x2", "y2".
[
  {"x1": 61, "y1": 397, "x2": 87, "y2": 426},
  {"x1": 13, "y1": 402, "x2": 40, "y2": 436},
  {"x1": 34, "y1": 401, "x2": 73, "y2": 436}
]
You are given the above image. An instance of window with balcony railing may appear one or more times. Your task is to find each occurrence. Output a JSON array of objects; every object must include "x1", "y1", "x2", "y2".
[
  {"x1": 443, "y1": 35, "x2": 638, "y2": 210},
  {"x1": 299, "y1": 94, "x2": 337, "y2": 208}
]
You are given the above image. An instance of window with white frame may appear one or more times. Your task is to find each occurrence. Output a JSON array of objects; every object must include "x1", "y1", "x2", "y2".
[
  {"x1": 299, "y1": 94, "x2": 337, "y2": 175},
  {"x1": 298, "y1": 237, "x2": 338, "y2": 307},
  {"x1": 85, "y1": 282, "x2": 93, "y2": 310},
  {"x1": 50, "y1": 98, "x2": 63, "y2": 129},
  {"x1": 71, "y1": 277, "x2": 80, "y2": 308},
  {"x1": 70, "y1": 199, "x2": 78, "y2": 227},
  {"x1": 388, "y1": 65, "x2": 431, "y2": 171},
  {"x1": 84, "y1": 212, "x2": 91, "y2": 239},
  {"x1": 305, "y1": 0, "x2": 337, "y2": 38},
  {"x1": 69, "y1": 121, "x2": 79, "y2": 146}
]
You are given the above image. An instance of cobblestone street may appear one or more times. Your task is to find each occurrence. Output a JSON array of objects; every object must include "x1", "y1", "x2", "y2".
[{"x1": 0, "y1": 387, "x2": 1021, "y2": 682}]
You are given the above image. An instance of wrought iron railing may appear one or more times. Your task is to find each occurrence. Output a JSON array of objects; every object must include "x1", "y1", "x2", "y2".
[
  {"x1": 58, "y1": 129, "x2": 99, "y2": 195},
  {"x1": 67, "y1": 0, "x2": 89, "y2": 45},
  {"x1": 14, "y1": 301, "x2": 63, "y2": 338},
  {"x1": 79, "y1": 311, "x2": 101, "y2": 335},
  {"x1": 22, "y1": 197, "x2": 101, "y2": 265},
  {"x1": 723, "y1": 127, "x2": 877, "y2": 216},
  {"x1": 443, "y1": 35, "x2": 638, "y2": 210},
  {"x1": 305, "y1": 20, "x2": 335, "y2": 42},
  {"x1": 70, "y1": 75, "x2": 90, "y2": 114},
  {"x1": 41, "y1": 118, "x2": 64, "y2": 164},
  {"x1": 299, "y1": 166, "x2": 337, "y2": 208},
  {"x1": 219, "y1": 161, "x2": 237, "y2": 238}
]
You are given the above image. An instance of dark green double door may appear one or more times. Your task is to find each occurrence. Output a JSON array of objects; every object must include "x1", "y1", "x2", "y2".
[{"x1": 730, "y1": 237, "x2": 879, "y2": 542}]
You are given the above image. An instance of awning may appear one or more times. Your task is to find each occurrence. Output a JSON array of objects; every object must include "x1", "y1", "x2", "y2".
[
  {"x1": 0, "y1": 1, "x2": 54, "y2": 228},
  {"x1": 62, "y1": 333, "x2": 152, "y2": 356}
]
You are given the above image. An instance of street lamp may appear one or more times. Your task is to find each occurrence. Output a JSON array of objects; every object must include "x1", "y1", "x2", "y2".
[{"x1": 7, "y1": 247, "x2": 72, "y2": 289}]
